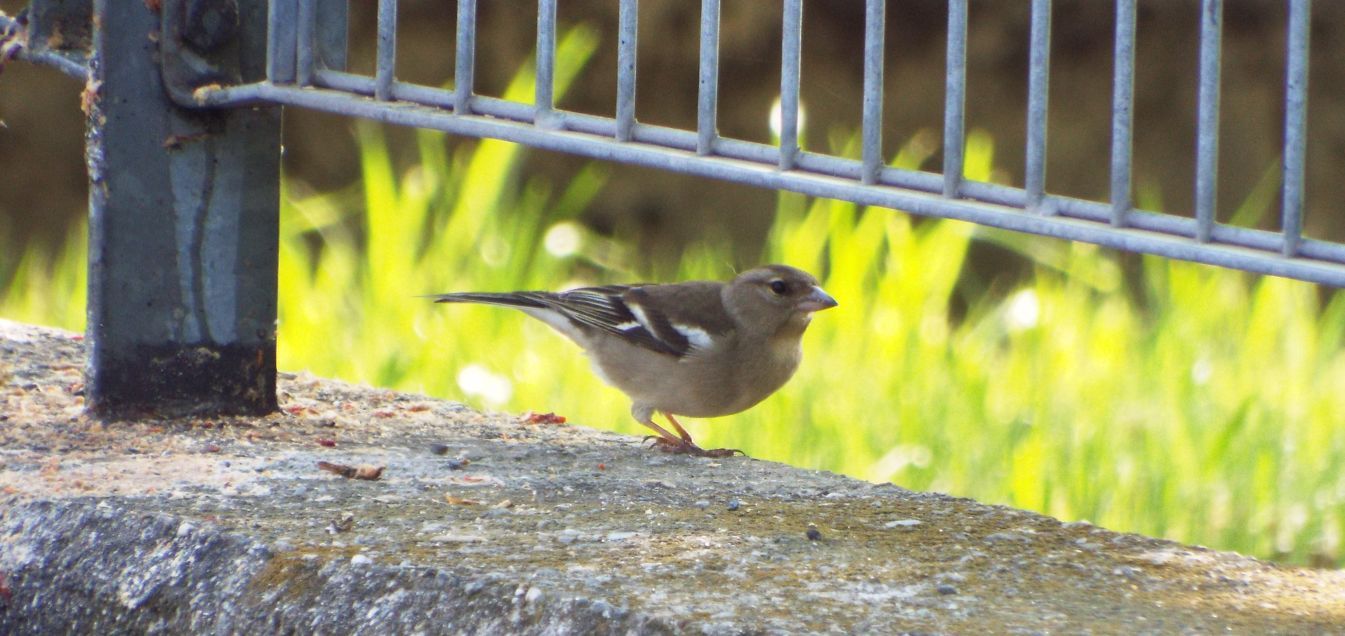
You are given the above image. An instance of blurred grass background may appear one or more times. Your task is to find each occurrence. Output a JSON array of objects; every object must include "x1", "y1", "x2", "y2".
[{"x1": 4, "y1": 25, "x2": 1344, "y2": 570}]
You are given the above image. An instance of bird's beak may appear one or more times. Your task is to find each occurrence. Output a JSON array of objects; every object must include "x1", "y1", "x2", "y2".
[{"x1": 798, "y1": 285, "x2": 839, "y2": 313}]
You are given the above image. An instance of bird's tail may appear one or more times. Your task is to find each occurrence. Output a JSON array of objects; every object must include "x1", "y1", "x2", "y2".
[{"x1": 427, "y1": 291, "x2": 551, "y2": 309}]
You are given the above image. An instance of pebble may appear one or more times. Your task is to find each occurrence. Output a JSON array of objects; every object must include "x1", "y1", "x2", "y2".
[
  {"x1": 429, "y1": 443, "x2": 450, "y2": 455},
  {"x1": 350, "y1": 554, "x2": 373, "y2": 566},
  {"x1": 806, "y1": 525, "x2": 822, "y2": 541},
  {"x1": 936, "y1": 584, "x2": 958, "y2": 595},
  {"x1": 884, "y1": 519, "x2": 922, "y2": 529},
  {"x1": 1113, "y1": 565, "x2": 1142, "y2": 579},
  {"x1": 985, "y1": 531, "x2": 1032, "y2": 544},
  {"x1": 726, "y1": 498, "x2": 741, "y2": 511}
]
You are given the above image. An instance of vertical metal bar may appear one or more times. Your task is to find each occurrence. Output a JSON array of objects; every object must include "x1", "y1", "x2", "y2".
[
  {"x1": 536, "y1": 0, "x2": 557, "y2": 118},
  {"x1": 316, "y1": 0, "x2": 350, "y2": 73},
  {"x1": 1193, "y1": 0, "x2": 1222, "y2": 242},
  {"x1": 942, "y1": 0, "x2": 968, "y2": 197},
  {"x1": 616, "y1": 0, "x2": 638, "y2": 141},
  {"x1": 88, "y1": 0, "x2": 280, "y2": 416},
  {"x1": 1281, "y1": 0, "x2": 1311, "y2": 257},
  {"x1": 455, "y1": 0, "x2": 477, "y2": 115},
  {"x1": 375, "y1": 0, "x2": 397, "y2": 101},
  {"x1": 778, "y1": 0, "x2": 803, "y2": 170},
  {"x1": 696, "y1": 0, "x2": 721, "y2": 155},
  {"x1": 1025, "y1": 0, "x2": 1052, "y2": 211},
  {"x1": 861, "y1": 0, "x2": 885, "y2": 185},
  {"x1": 296, "y1": 0, "x2": 316, "y2": 86},
  {"x1": 1109, "y1": 0, "x2": 1136, "y2": 226},
  {"x1": 266, "y1": 0, "x2": 296, "y2": 83}
]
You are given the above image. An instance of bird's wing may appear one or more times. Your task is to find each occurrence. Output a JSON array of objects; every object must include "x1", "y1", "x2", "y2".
[
  {"x1": 553, "y1": 285, "x2": 695, "y2": 357},
  {"x1": 564, "y1": 280, "x2": 742, "y2": 358},
  {"x1": 432, "y1": 282, "x2": 733, "y2": 358}
]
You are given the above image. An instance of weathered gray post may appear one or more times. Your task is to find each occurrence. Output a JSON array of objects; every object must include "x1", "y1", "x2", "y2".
[{"x1": 85, "y1": 0, "x2": 279, "y2": 416}]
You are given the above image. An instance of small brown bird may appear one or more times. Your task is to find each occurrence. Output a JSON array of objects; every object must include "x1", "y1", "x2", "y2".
[{"x1": 430, "y1": 265, "x2": 837, "y2": 457}]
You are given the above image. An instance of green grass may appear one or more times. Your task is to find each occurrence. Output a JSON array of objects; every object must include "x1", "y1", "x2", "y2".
[{"x1": 4, "y1": 26, "x2": 1344, "y2": 568}]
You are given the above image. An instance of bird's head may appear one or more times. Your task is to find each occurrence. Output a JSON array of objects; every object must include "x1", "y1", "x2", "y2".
[{"x1": 725, "y1": 264, "x2": 837, "y2": 338}]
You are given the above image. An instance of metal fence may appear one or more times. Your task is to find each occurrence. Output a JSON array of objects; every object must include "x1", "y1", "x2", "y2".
[
  {"x1": 188, "y1": 0, "x2": 1334, "y2": 285},
  {"x1": 0, "y1": 0, "x2": 1332, "y2": 414}
]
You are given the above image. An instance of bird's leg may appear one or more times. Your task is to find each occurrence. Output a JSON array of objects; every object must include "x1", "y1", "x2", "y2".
[
  {"x1": 664, "y1": 413, "x2": 695, "y2": 443},
  {"x1": 649, "y1": 413, "x2": 745, "y2": 458}
]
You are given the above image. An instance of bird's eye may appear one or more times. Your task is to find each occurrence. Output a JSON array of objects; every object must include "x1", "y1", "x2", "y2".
[{"x1": 769, "y1": 279, "x2": 788, "y2": 295}]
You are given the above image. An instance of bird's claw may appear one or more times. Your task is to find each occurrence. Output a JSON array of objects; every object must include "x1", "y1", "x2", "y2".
[{"x1": 645, "y1": 435, "x2": 744, "y2": 458}]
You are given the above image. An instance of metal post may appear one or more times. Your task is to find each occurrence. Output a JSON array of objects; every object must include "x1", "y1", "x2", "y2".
[
  {"x1": 535, "y1": 0, "x2": 557, "y2": 121},
  {"x1": 696, "y1": 0, "x2": 720, "y2": 155},
  {"x1": 1281, "y1": 0, "x2": 1311, "y2": 257},
  {"x1": 1109, "y1": 0, "x2": 1136, "y2": 227},
  {"x1": 778, "y1": 0, "x2": 803, "y2": 170},
  {"x1": 455, "y1": 0, "x2": 477, "y2": 115},
  {"x1": 861, "y1": 0, "x2": 885, "y2": 185},
  {"x1": 616, "y1": 0, "x2": 638, "y2": 141},
  {"x1": 942, "y1": 0, "x2": 967, "y2": 198},
  {"x1": 1025, "y1": 0, "x2": 1052, "y2": 212},
  {"x1": 1194, "y1": 0, "x2": 1222, "y2": 242},
  {"x1": 375, "y1": 0, "x2": 397, "y2": 100},
  {"x1": 297, "y1": 0, "x2": 316, "y2": 85},
  {"x1": 86, "y1": 0, "x2": 280, "y2": 416}
]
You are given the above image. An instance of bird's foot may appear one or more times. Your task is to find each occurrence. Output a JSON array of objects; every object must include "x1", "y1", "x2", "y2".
[{"x1": 644, "y1": 435, "x2": 744, "y2": 458}]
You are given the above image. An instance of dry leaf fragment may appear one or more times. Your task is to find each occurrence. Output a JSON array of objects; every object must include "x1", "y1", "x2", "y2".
[
  {"x1": 522, "y1": 411, "x2": 567, "y2": 425},
  {"x1": 317, "y1": 461, "x2": 384, "y2": 481}
]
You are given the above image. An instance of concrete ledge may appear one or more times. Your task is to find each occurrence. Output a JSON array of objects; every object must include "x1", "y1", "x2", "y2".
[{"x1": 2, "y1": 319, "x2": 1342, "y2": 633}]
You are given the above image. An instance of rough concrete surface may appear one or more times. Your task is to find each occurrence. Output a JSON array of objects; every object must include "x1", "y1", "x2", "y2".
[{"x1": 2, "y1": 319, "x2": 1343, "y2": 634}]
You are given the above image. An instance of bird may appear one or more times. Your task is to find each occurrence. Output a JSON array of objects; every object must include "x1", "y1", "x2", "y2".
[{"x1": 429, "y1": 264, "x2": 837, "y2": 457}]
